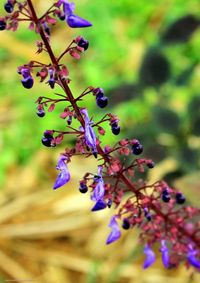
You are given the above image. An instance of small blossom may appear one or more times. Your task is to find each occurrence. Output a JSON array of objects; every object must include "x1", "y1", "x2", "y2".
[
  {"x1": 91, "y1": 167, "x2": 104, "y2": 197},
  {"x1": 106, "y1": 216, "x2": 121, "y2": 244},
  {"x1": 143, "y1": 244, "x2": 156, "y2": 269},
  {"x1": 19, "y1": 67, "x2": 34, "y2": 89},
  {"x1": 81, "y1": 108, "x2": 97, "y2": 156},
  {"x1": 60, "y1": 0, "x2": 92, "y2": 28},
  {"x1": 53, "y1": 155, "x2": 70, "y2": 189},
  {"x1": 160, "y1": 240, "x2": 169, "y2": 268},
  {"x1": 187, "y1": 246, "x2": 200, "y2": 269}
]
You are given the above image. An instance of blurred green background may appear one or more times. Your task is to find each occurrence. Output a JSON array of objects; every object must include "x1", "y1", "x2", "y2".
[{"x1": 0, "y1": 0, "x2": 200, "y2": 282}]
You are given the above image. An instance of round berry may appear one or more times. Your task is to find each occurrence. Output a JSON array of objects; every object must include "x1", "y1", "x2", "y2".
[
  {"x1": 21, "y1": 77, "x2": 34, "y2": 89},
  {"x1": 176, "y1": 193, "x2": 186, "y2": 204},
  {"x1": 41, "y1": 136, "x2": 53, "y2": 147},
  {"x1": 162, "y1": 193, "x2": 170, "y2": 203},
  {"x1": 77, "y1": 37, "x2": 89, "y2": 51},
  {"x1": 0, "y1": 20, "x2": 6, "y2": 30},
  {"x1": 145, "y1": 213, "x2": 152, "y2": 221},
  {"x1": 37, "y1": 109, "x2": 45, "y2": 117},
  {"x1": 96, "y1": 96, "x2": 108, "y2": 108},
  {"x1": 162, "y1": 188, "x2": 169, "y2": 195},
  {"x1": 146, "y1": 161, "x2": 155, "y2": 169},
  {"x1": 4, "y1": 2, "x2": 14, "y2": 13},
  {"x1": 132, "y1": 143, "x2": 143, "y2": 155},
  {"x1": 122, "y1": 218, "x2": 130, "y2": 230},
  {"x1": 79, "y1": 183, "x2": 88, "y2": 193},
  {"x1": 111, "y1": 125, "x2": 120, "y2": 135}
]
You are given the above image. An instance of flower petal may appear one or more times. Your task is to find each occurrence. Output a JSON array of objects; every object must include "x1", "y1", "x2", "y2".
[
  {"x1": 143, "y1": 245, "x2": 156, "y2": 269},
  {"x1": 106, "y1": 216, "x2": 121, "y2": 245},
  {"x1": 67, "y1": 14, "x2": 92, "y2": 28},
  {"x1": 91, "y1": 199, "x2": 107, "y2": 211},
  {"x1": 53, "y1": 170, "x2": 70, "y2": 189}
]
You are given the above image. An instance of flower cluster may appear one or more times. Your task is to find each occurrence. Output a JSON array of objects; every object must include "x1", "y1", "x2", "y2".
[{"x1": 1, "y1": 0, "x2": 200, "y2": 271}]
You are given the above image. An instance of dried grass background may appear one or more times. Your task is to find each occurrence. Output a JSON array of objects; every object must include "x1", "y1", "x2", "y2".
[{"x1": 0, "y1": 0, "x2": 200, "y2": 282}]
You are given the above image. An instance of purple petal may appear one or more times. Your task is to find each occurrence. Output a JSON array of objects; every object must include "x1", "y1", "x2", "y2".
[
  {"x1": 91, "y1": 181, "x2": 105, "y2": 201},
  {"x1": 106, "y1": 216, "x2": 121, "y2": 245},
  {"x1": 160, "y1": 240, "x2": 169, "y2": 268},
  {"x1": 91, "y1": 199, "x2": 107, "y2": 211},
  {"x1": 67, "y1": 14, "x2": 92, "y2": 28},
  {"x1": 53, "y1": 155, "x2": 70, "y2": 189},
  {"x1": 53, "y1": 170, "x2": 70, "y2": 189},
  {"x1": 63, "y1": 1, "x2": 75, "y2": 16},
  {"x1": 143, "y1": 245, "x2": 156, "y2": 269},
  {"x1": 85, "y1": 124, "x2": 97, "y2": 150},
  {"x1": 187, "y1": 249, "x2": 200, "y2": 269}
]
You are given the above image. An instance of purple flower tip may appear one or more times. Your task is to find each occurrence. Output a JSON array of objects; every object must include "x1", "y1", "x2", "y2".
[
  {"x1": 187, "y1": 247, "x2": 200, "y2": 269},
  {"x1": 53, "y1": 155, "x2": 70, "y2": 189},
  {"x1": 106, "y1": 216, "x2": 121, "y2": 245},
  {"x1": 143, "y1": 244, "x2": 156, "y2": 269},
  {"x1": 91, "y1": 199, "x2": 107, "y2": 211},
  {"x1": 160, "y1": 240, "x2": 169, "y2": 268},
  {"x1": 67, "y1": 14, "x2": 92, "y2": 28}
]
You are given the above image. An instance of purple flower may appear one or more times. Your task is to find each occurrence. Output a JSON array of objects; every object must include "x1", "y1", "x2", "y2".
[
  {"x1": 187, "y1": 246, "x2": 200, "y2": 269},
  {"x1": 81, "y1": 108, "x2": 97, "y2": 156},
  {"x1": 160, "y1": 240, "x2": 169, "y2": 268},
  {"x1": 59, "y1": 0, "x2": 92, "y2": 28},
  {"x1": 143, "y1": 244, "x2": 156, "y2": 269},
  {"x1": 19, "y1": 67, "x2": 34, "y2": 89},
  {"x1": 53, "y1": 155, "x2": 70, "y2": 189},
  {"x1": 91, "y1": 166, "x2": 105, "y2": 201},
  {"x1": 91, "y1": 166, "x2": 106, "y2": 211},
  {"x1": 106, "y1": 216, "x2": 121, "y2": 245}
]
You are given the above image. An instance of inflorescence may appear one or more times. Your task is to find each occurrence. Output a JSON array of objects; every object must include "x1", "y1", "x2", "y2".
[{"x1": 1, "y1": 0, "x2": 200, "y2": 271}]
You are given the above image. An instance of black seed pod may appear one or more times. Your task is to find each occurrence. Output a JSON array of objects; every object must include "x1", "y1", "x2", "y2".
[
  {"x1": 0, "y1": 20, "x2": 6, "y2": 30},
  {"x1": 122, "y1": 218, "x2": 130, "y2": 230},
  {"x1": 4, "y1": 2, "x2": 14, "y2": 13},
  {"x1": 132, "y1": 143, "x2": 143, "y2": 155},
  {"x1": 96, "y1": 96, "x2": 108, "y2": 108},
  {"x1": 77, "y1": 37, "x2": 89, "y2": 51},
  {"x1": 176, "y1": 193, "x2": 186, "y2": 204}
]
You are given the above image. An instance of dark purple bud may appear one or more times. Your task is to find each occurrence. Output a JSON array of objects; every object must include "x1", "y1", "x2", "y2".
[
  {"x1": 162, "y1": 188, "x2": 169, "y2": 195},
  {"x1": 0, "y1": 20, "x2": 6, "y2": 30},
  {"x1": 41, "y1": 131, "x2": 53, "y2": 147},
  {"x1": 79, "y1": 182, "x2": 88, "y2": 193},
  {"x1": 176, "y1": 192, "x2": 186, "y2": 204},
  {"x1": 162, "y1": 193, "x2": 170, "y2": 203},
  {"x1": 4, "y1": 2, "x2": 14, "y2": 13},
  {"x1": 93, "y1": 88, "x2": 105, "y2": 99},
  {"x1": 48, "y1": 78, "x2": 55, "y2": 89},
  {"x1": 146, "y1": 161, "x2": 155, "y2": 169},
  {"x1": 96, "y1": 96, "x2": 108, "y2": 108},
  {"x1": 21, "y1": 77, "x2": 34, "y2": 89},
  {"x1": 37, "y1": 109, "x2": 45, "y2": 117},
  {"x1": 59, "y1": 13, "x2": 66, "y2": 21},
  {"x1": 111, "y1": 126, "x2": 120, "y2": 135},
  {"x1": 145, "y1": 213, "x2": 152, "y2": 221},
  {"x1": 107, "y1": 199, "x2": 112, "y2": 208},
  {"x1": 132, "y1": 143, "x2": 143, "y2": 155},
  {"x1": 41, "y1": 136, "x2": 53, "y2": 147},
  {"x1": 77, "y1": 37, "x2": 89, "y2": 51},
  {"x1": 67, "y1": 116, "x2": 72, "y2": 125},
  {"x1": 122, "y1": 218, "x2": 130, "y2": 230}
]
